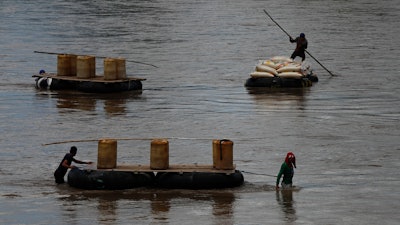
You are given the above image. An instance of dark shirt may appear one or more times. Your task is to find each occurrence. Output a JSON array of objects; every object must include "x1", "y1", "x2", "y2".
[
  {"x1": 54, "y1": 153, "x2": 75, "y2": 177},
  {"x1": 291, "y1": 36, "x2": 308, "y2": 52}
]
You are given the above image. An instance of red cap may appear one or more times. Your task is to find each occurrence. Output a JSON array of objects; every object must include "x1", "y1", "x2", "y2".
[{"x1": 285, "y1": 152, "x2": 296, "y2": 168}]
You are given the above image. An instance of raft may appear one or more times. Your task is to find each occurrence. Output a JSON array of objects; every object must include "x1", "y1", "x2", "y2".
[
  {"x1": 67, "y1": 168, "x2": 155, "y2": 190},
  {"x1": 155, "y1": 170, "x2": 244, "y2": 189},
  {"x1": 245, "y1": 75, "x2": 316, "y2": 88},
  {"x1": 66, "y1": 138, "x2": 244, "y2": 190},
  {"x1": 33, "y1": 54, "x2": 145, "y2": 93},
  {"x1": 34, "y1": 74, "x2": 144, "y2": 93},
  {"x1": 67, "y1": 165, "x2": 244, "y2": 190},
  {"x1": 245, "y1": 56, "x2": 318, "y2": 88}
]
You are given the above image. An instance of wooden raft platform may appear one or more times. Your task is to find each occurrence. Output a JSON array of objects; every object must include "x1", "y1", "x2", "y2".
[
  {"x1": 98, "y1": 164, "x2": 237, "y2": 174},
  {"x1": 33, "y1": 73, "x2": 146, "y2": 82}
]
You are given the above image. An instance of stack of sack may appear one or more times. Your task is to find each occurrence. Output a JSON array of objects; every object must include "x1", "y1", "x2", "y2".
[{"x1": 250, "y1": 56, "x2": 309, "y2": 79}]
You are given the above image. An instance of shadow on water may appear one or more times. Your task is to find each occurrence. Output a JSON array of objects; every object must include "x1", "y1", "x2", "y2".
[{"x1": 34, "y1": 89, "x2": 143, "y2": 115}]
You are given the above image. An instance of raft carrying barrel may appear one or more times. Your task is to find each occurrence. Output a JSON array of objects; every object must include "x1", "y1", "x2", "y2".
[{"x1": 67, "y1": 138, "x2": 244, "y2": 190}]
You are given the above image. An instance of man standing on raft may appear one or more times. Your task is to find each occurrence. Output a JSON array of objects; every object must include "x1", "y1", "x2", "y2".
[
  {"x1": 276, "y1": 152, "x2": 296, "y2": 190},
  {"x1": 54, "y1": 146, "x2": 92, "y2": 184},
  {"x1": 290, "y1": 33, "x2": 308, "y2": 61}
]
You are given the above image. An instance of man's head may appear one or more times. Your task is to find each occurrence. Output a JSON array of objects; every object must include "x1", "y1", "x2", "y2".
[
  {"x1": 300, "y1": 33, "x2": 305, "y2": 38},
  {"x1": 70, "y1": 146, "x2": 77, "y2": 156}
]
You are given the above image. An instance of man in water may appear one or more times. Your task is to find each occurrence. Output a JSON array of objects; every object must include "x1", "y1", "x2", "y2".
[
  {"x1": 276, "y1": 152, "x2": 296, "y2": 190},
  {"x1": 290, "y1": 33, "x2": 308, "y2": 61},
  {"x1": 54, "y1": 146, "x2": 92, "y2": 184}
]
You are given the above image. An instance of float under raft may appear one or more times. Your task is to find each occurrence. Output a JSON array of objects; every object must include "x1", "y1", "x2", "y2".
[
  {"x1": 155, "y1": 170, "x2": 244, "y2": 189},
  {"x1": 33, "y1": 73, "x2": 145, "y2": 93},
  {"x1": 245, "y1": 74, "x2": 317, "y2": 88},
  {"x1": 67, "y1": 168, "x2": 155, "y2": 190},
  {"x1": 67, "y1": 164, "x2": 244, "y2": 190}
]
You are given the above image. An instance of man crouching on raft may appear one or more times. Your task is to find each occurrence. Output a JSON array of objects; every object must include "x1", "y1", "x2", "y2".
[{"x1": 276, "y1": 152, "x2": 296, "y2": 190}]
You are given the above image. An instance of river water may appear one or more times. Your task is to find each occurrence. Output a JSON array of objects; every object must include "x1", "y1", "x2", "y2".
[{"x1": 1, "y1": 0, "x2": 399, "y2": 224}]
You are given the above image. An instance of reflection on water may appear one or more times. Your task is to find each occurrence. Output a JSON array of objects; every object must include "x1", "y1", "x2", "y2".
[
  {"x1": 57, "y1": 94, "x2": 97, "y2": 111},
  {"x1": 56, "y1": 188, "x2": 235, "y2": 224},
  {"x1": 276, "y1": 190, "x2": 297, "y2": 223},
  {"x1": 98, "y1": 198, "x2": 118, "y2": 224},
  {"x1": 246, "y1": 87, "x2": 309, "y2": 111},
  {"x1": 246, "y1": 87, "x2": 309, "y2": 96},
  {"x1": 211, "y1": 192, "x2": 234, "y2": 225},
  {"x1": 34, "y1": 90, "x2": 143, "y2": 115}
]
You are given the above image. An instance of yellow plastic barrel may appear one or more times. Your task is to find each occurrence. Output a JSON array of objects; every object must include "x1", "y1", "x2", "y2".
[
  {"x1": 212, "y1": 139, "x2": 234, "y2": 170},
  {"x1": 77, "y1": 55, "x2": 93, "y2": 79},
  {"x1": 116, "y1": 58, "x2": 126, "y2": 79},
  {"x1": 104, "y1": 58, "x2": 117, "y2": 80},
  {"x1": 57, "y1": 54, "x2": 76, "y2": 76},
  {"x1": 97, "y1": 139, "x2": 117, "y2": 169},
  {"x1": 150, "y1": 139, "x2": 169, "y2": 170}
]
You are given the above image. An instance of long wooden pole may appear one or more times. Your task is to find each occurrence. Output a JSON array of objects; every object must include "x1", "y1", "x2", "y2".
[
  {"x1": 263, "y1": 9, "x2": 293, "y2": 39},
  {"x1": 263, "y1": 9, "x2": 336, "y2": 76},
  {"x1": 41, "y1": 137, "x2": 215, "y2": 146},
  {"x1": 34, "y1": 50, "x2": 159, "y2": 68}
]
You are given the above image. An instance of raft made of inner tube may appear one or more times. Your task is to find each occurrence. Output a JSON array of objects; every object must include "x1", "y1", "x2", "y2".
[
  {"x1": 155, "y1": 170, "x2": 244, "y2": 189},
  {"x1": 67, "y1": 168, "x2": 155, "y2": 190},
  {"x1": 67, "y1": 165, "x2": 245, "y2": 190},
  {"x1": 247, "y1": 56, "x2": 318, "y2": 88},
  {"x1": 33, "y1": 73, "x2": 145, "y2": 93},
  {"x1": 245, "y1": 76, "x2": 314, "y2": 88}
]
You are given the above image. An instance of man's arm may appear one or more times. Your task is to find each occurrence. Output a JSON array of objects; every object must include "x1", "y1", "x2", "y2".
[
  {"x1": 72, "y1": 158, "x2": 92, "y2": 164},
  {"x1": 276, "y1": 164, "x2": 285, "y2": 189}
]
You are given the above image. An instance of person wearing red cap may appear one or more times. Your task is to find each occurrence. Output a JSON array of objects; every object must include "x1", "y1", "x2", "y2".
[{"x1": 276, "y1": 152, "x2": 296, "y2": 190}]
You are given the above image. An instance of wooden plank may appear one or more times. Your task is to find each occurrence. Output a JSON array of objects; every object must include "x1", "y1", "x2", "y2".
[
  {"x1": 98, "y1": 164, "x2": 236, "y2": 174},
  {"x1": 33, "y1": 73, "x2": 146, "y2": 82}
]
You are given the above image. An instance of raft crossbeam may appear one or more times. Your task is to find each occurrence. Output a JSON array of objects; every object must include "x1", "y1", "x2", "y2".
[
  {"x1": 98, "y1": 164, "x2": 236, "y2": 175},
  {"x1": 33, "y1": 73, "x2": 146, "y2": 82}
]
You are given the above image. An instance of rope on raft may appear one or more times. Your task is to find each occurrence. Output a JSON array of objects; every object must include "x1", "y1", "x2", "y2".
[{"x1": 241, "y1": 170, "x2": 277, "y2": 177}]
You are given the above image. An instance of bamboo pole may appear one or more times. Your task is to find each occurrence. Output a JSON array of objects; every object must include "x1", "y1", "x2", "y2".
[
  {"x1": 34, "y1": 50, "x2": 159, "y2": 68},
  {"x1": 41, "y1": 137, "x2": 216, "y2": 146}
]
